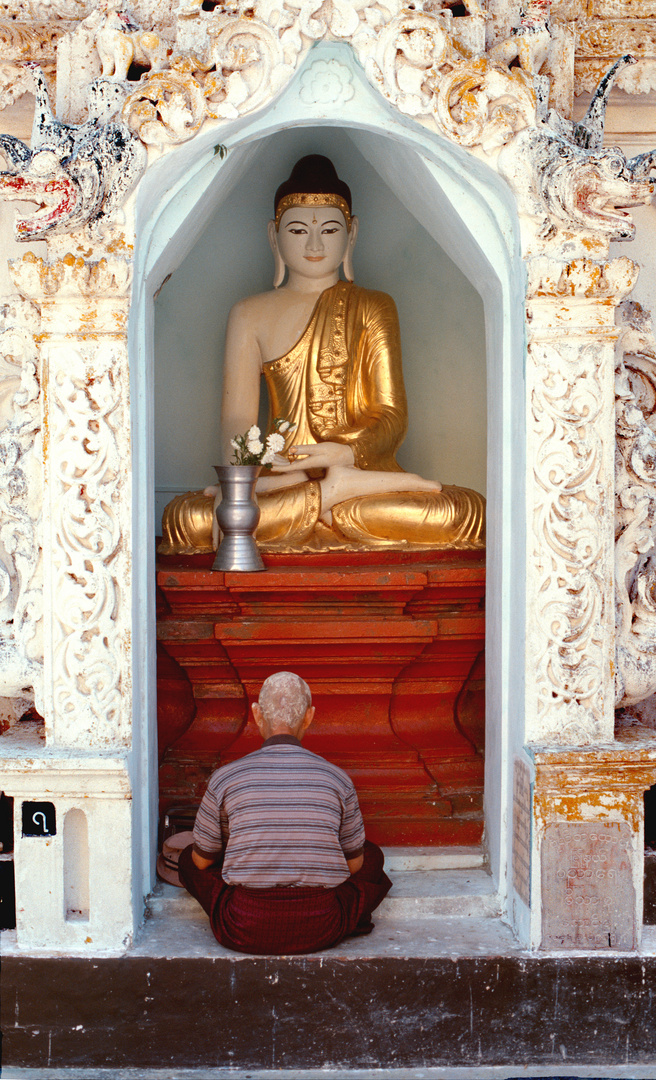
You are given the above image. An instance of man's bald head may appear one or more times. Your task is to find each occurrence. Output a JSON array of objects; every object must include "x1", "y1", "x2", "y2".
[{"x1": 256, "y1": 671, "x2": 312, "y2": 736}]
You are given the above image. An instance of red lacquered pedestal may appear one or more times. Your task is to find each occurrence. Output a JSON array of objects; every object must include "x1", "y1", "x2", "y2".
[{"x1": 156, "y1": 549, "x2": 485, "y2": 847}]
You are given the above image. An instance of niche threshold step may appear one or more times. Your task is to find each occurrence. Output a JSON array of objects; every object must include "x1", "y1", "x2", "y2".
[{"x1": 145, "y1": 863, "x2": 498, "y2": 924}]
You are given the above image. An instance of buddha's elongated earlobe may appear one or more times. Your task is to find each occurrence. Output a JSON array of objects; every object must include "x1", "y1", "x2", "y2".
[
  {"x1": 342, "y1": 216, "x2": 358, "y2": 283},
  {"x1": 268, "y1": 219, "x2": 286, "y2": 288}
]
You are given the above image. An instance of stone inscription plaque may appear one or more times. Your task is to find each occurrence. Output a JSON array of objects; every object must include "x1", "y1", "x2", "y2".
[
  {"x1": 541, "y1": 822, "x2": 635, "y2": 950},
  {"x1": 512, "y1": 758, "x2": 531, "y2": 906}
]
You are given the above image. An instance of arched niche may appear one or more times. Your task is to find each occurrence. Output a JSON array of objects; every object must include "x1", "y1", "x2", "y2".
[
  {"x1": 129, "y1": 43, "x2": 526, "y2": 903},
  {"x1": 153, "y1": 127, "x2": 487, "y2": 523}
]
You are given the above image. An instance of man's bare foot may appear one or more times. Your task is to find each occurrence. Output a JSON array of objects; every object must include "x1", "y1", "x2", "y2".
[{"x1": 319, "y1": 466, "x2": 441, "y2": 515}]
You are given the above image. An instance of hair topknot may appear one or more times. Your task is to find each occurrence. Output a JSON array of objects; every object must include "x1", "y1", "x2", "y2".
[{"x1": 274, "y1": 155, "x2": 352, "y2": 216}]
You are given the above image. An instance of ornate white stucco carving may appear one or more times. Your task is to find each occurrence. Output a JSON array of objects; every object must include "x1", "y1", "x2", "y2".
[
  {"x1": 615, "y1": 300, "x2": 656, "y2": 711},
  {"x1": 498, "y1": 131, "x2": 653, "y2": 254},
  {"x1": 575, "y1": 20, "x2": 656, "y2": 97},
  {"x1": 526, "y1": 256, "x2": 639, "y2": 743},
  {"x1": 95, "y1": 1, "x2": 167, "y2": 80},
  {"x1": 487, "y1": 0, "x2": 656, "y2": 100},
  {"x1": 0, "y1": 0, "x2": 652, "y2": 752},
  {"x1": 0, "y1": 295, "x2": 42, "y2": 713},
  {"x1": 0, "y1": 1, "x2": 648, "y2": 254},
  {"x1": 299, "y1": 58, "x2": 354, "y2": 105},
  {"x1": 0, "y1": 68, "x2": 146, "y2": 241},
  {"x1": 9, "y1": 252, "x2": 132, "y2": 747}
]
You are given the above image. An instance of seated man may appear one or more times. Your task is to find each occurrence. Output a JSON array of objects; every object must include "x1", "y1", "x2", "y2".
[{"x1": 179, "y1": 671, "x2": 392, "y2": 955}]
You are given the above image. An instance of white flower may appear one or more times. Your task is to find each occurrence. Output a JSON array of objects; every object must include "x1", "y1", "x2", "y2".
[
  {"x1": 247, "y1": 437, "x2": 263, "y2": 455},
  {"x1": 278, "y1": 421, "x2": 290, "y2": 433},
  {"x1": 261, "y1": 448, "x2": 275, "y2": 465},
  {"x1": 247, "y1": 424, "x2": 260, "y2": 440},
  {"x1": 230, "y1": 438, "x2": 240, "y2": 450},
  {"x1": 266, "y1": 432, "x2": 285, "y2": 453}
]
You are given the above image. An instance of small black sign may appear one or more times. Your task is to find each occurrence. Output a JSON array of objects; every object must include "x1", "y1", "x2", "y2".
[
  {"x1": 21, "y1": 801, "x2": 56, "y2": 837},
  {"x1": 0, "y1": 860, "x2": 16, "y2": 929},
  {"x1": 0, "y1": 793, "x2": 13, "y2": 853}
]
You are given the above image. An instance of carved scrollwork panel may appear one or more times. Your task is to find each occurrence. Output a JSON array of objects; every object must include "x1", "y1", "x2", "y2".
[
  {"x1": 526, "y1": 336, "x2": 615, "y2": 743},
  {"x1": 123, "y1": 68, "x2": 207, "y2": 144},
  {"x1": 206, "y1": 18, "x2": 296, "y2": 119},
  {"x1": 614, "y1": 302, "x2": 656, "y2": 713},
  {"x1": 42, "y1": 334, "x2": 130, "y2": 746},
  {"x1": 0, "y1": 297, "x2": 43, "y2": 710},
  {"x1": 359, "y1": 13, "x2": 451, "y2": 117},
  {"x1": 432, "y1": 59, "x2": 536, "y2": 151}
]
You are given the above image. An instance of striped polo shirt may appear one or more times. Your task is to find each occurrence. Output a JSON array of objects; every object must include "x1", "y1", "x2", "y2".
[{"x1": 192, "y1": 735, "x2": 366, "y2": 887}]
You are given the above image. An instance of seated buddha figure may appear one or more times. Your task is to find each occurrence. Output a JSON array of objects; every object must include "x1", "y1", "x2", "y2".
[{"x1": 160, "y1": 155, "x2": 485, "y2": 554}]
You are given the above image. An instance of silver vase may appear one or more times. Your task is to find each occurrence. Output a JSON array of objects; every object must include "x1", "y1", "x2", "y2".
[{"x1": 211, "y1": 464, "x2": 265, "y2": 572}]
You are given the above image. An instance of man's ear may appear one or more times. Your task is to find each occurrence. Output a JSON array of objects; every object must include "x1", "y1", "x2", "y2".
[
  {"x1": 343, "y1": 216, "x2": 358, "y2": 283},
  {"x1": 299, "y1": 704, "x2": 315, "y2": 739},
  {"x1": 268, "y1": 220, "x2": 286, "y2": 288},
  {"x1": 252, "y1": 701, "x2": 268, "y2": 737}
]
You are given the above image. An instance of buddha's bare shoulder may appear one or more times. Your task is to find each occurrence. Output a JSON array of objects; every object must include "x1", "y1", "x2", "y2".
[{"x1": 229, "y1": 289, "x2": 286, "y2": 322}]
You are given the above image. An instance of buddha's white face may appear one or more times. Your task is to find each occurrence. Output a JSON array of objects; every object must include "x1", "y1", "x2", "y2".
[{"x1": 276, "y1": 205, "x2": 350, "y2": 279}]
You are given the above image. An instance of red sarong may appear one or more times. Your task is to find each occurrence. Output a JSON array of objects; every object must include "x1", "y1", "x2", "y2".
[{"x1": 178, "y1": 840, "x2": 391, "y2": 955}]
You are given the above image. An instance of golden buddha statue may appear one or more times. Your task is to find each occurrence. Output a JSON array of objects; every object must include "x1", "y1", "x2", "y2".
[{"x1": 160, "y1": 156, "x2": 485, "y2": 554}]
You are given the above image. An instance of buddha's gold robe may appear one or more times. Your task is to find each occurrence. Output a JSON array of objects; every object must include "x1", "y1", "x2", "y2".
[{"x1": 160, "y1": 281, "x2": 484, "y2": 554}]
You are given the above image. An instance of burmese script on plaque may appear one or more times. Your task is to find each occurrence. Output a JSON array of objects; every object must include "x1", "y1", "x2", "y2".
[{"x1": 541, "y1": 821, "x2": 635, "y2": 950}]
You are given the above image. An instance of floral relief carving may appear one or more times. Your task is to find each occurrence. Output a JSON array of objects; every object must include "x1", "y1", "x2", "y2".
[
  {"x1": 299, "y1": 58, "x2": 354, "y2": 104},
  {"x1": 526, "y1": 256, "x2": 639, "y2": 743},
  {"x1": 615, "y1": 301, "x2": 656, "y2": 712},
  {"x1": 432, "y1": 58, "x2": 536, "y2": 151},
  {"x1": 528, "y1": 338, "x2": 609, "y2": 741},
  {"x1": 121, "y1": 6, "x2": 527, "y2": 149},
  {"x1": 11, "y1": 249, "x2": 132, "y2": 298},
  {"x1": 0, "y1": 1, "x2": 647, "y2": 251},
  {"x1": 0, "y1": 0, "x2": 653, "y2": 751},
  {"x1": 46, "y1": 340, "x2": 127, "y2": 743},
  {"x1": 6, "y1": 253, "x2": 132, "y2": 744},
  {"x1": 574, "y1": 17, "x2": 656, "y2": 96},
  {"x1": 576, "y1": 57, "x2": 656, "y2": 97},
  {"x1": 122, "y1": 67, "x2": 207, "y2": 143},
  {"x1": 0, "y1": 297, "x2": 42, "y2": 711},
  {"x1": 0, "y1": 19, "x2": 64, "y2": 59}
]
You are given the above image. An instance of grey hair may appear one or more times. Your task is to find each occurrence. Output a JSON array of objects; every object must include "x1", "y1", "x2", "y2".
[{"x1": 258, "y1": 671, "x2": 312, "y2": 730}]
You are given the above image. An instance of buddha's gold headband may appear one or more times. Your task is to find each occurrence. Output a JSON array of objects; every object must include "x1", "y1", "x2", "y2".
[{"x1": 275, "y1": 193, "x2": 352, "y2": 231}]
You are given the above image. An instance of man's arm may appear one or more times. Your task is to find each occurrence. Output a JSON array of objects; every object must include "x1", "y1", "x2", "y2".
[
  {"x1": 192, "y1": 849, "x2": 217, "y2": 871},
  {"x1": 347, "y1": 852, "x2": 364, "y2": 874},
  {"x1": 340, "y1": 780, "x2": 366, "y2": 876},
  {"x1": 192, "y1": 783, "x2": 224, "y2": 870}
]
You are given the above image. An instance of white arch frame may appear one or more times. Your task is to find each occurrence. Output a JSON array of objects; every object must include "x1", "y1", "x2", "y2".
[{"x1": 129, "y1": 42, "x2": 526, "y2": 914}]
